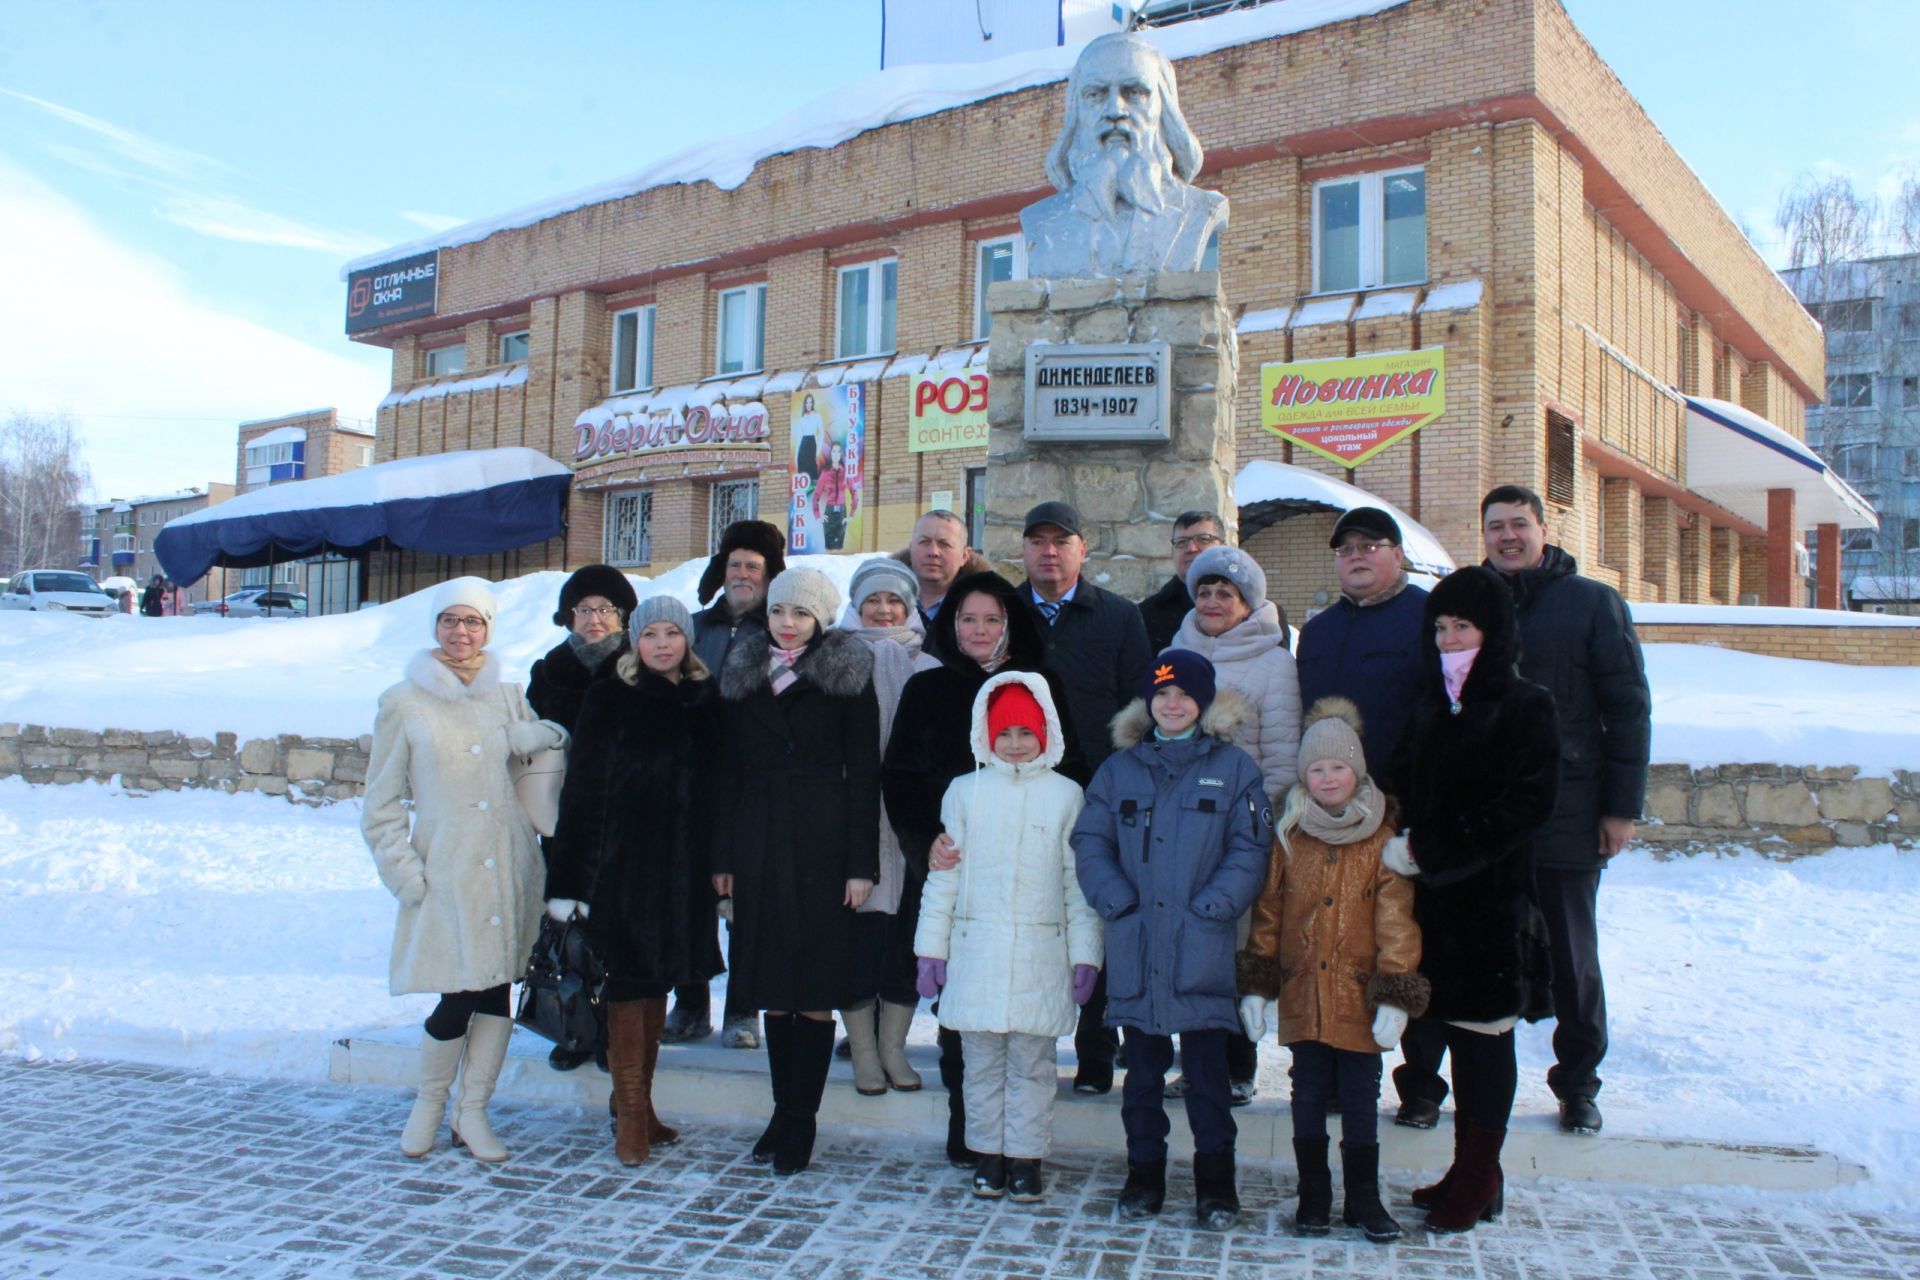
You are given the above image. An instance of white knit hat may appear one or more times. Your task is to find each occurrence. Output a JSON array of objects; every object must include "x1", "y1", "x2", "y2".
[
  {"x1": 848, "y1": 558, "x2": 920, "y2": 613},
  {"x1": 629, "y1": 594, "x2": 693, "y2": 644},
  {"x1": 1186, "y1": 545, "x2": 1267, "y2": 615},
  {"x1": 766, "y1": 566, "x2": 842, "y2": 630},
  {"x1": 429, "y1": 577, "x2": 498, "y2": 644}
]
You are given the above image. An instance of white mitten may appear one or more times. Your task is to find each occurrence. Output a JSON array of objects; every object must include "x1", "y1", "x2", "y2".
[
  {"x1": 509, "y1": 718, "x2": 565, "y2": 755},
  {"x1": 1371, "y1": 1004, "x2": 1409, "y2": 1049},
  {"x1": 546, "y1": 898, "x2": 586, "y2": 922},
  {"x1": 1238, "y1": 995, "x2": 1268, "y2": 1042},
  {"x1": 1380, "y1": 834, "x2": 1419, "y2": 878}
]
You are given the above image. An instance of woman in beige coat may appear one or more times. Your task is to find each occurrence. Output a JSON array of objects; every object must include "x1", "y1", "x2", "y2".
[{"x1": 362, "y1": 577, "x2": 569, "y2": 1163}]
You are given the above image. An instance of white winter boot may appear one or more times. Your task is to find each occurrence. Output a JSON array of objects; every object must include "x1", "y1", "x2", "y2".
[
  {"x1": 839, "y1": 1001, "x2": 888, "y2": 1096},
  {"x1": 876, "y1": 1000, "x2": 923, "y2": 1091},
  {"x1": 450, "y1": 1014, "x2": 514, "y2": 1162},
  {"x1": 401, "y1": 1031, "x2": 466, "y2": 1157}
]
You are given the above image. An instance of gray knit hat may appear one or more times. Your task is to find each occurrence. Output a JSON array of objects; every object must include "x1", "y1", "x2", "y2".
[
  {"x1": 628, "y1": 594, "x2": 693, "y2": 645},
  {"x1": 766, "y1": 566, "x2": 841, "y2": 630},
  {"x1": 1298, "y1": 697, "x2": 1365, "y2": 775},
  {"x1": 848, "y1": 558, "x2": 920, "y2": 613},
  {"x1": 1186, "y1": 545, "x2": 1267, "y2": 615}
]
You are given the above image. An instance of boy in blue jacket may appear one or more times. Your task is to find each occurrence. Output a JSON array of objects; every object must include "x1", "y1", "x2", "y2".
[{"x1": 1071, "y1": 649, "x2": 1272, "y2": 1230}]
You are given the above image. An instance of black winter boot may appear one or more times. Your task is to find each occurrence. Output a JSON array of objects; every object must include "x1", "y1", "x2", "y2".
[
  {"x1": 774, "y1": 1015, "x2": 836, "y2": 1176},
  {"x1": 939, "y1": 1030, "x2": 977, "y2": 1168},
  {"x1": 752, "y1": 1013, "x2": 792, "y2": 1164},
  {"x1": 1117, "y1": 1157, "x2": 1167, "y2": 1220},
  {"x1": 1192, "y1": 1150, "x2": 1241, "y2": 1230},
  {"x1": 1339, "y1": 1142, "x2": 1402, "y2": 1242},
  {"x1": 1292, "y1": 1136, "x2": 1332, "y2": 1236}
]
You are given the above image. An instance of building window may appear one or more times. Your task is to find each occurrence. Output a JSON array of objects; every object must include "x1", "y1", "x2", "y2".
[
  {"x1": 1545, "y1": 410, "x2": 1577, "y2": 507},
  {"x1": 1313, "y1": 167, "x2": 1426, "y2": 293},
  {"x1": 1826, "y1": 373, "x2": 1873, "y2": 408},
  {"x1": 612, "y1": 306, "x2": 655, "y2": 393},
  {"x1": 709, "y1": 479, "x2": 759, "y2": 551},
  {"x1": 715, "y1": 284, "x2": 766, "y2": 376},
  {"x1": 1842, "y1": 528, "x2": 1876, "y2": 552},
  {"x1": 965, "y1": 467, "x2": 988, "y2": 550},
  {"x1": 603, "y1": 489, "x2": 653, "y2": 567},
  {"x1": 498, "y1": 330, "x2": 530, "y2": 363},
  {"x1": 1904, "y1": 447, "x2": 1920, "y2": 480},
  {"x1": 359, "y1": 446, "x2": 374, "y2": 466},
  {"x1": 1807, "y1": 299, "x2": 1873, "y2": 332},
  {"x1": 837, "y1": 259, "x2": 898, "y2": 359},
  {"x1": 425, "y1": 344, "x2": 466, "y2": 377},
  {"x1": 974, "y1": 237, "x2": 1025, "y2": 339},
  {"x1": 1835, "y1": 444, "x2": 1877, "y2": 481},
  {"x1": 1903, "y1": 377, "x2": 1918, "y2": 409}
]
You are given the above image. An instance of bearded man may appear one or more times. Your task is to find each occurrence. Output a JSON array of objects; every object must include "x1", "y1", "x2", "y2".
[{"x1": 1021, "y1": 32, "x2": 1228, "y2": 279}]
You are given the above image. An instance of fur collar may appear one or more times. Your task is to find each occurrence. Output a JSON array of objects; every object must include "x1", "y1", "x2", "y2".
[
  {"x1": 404, "y1": 648, "x2": 503, "y2": 702},
  {"x1": 1108, "y1": 685, "x2": 1252, "y2": 750},
  {"x1": 719, "y1": 623, "x2": 874, "y2": 701}
]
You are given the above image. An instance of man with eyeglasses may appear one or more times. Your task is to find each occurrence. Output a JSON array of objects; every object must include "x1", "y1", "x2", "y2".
[{"x1": 1138, "y1": 510, "x2": 1227, "y2": 654}]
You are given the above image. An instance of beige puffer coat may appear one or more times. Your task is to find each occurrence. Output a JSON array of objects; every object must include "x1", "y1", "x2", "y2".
[{"x1": 362, "y1": 650, "x2": 568, "y2": 996}]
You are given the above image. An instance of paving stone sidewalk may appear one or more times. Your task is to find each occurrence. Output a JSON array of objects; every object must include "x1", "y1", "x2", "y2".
[{"x1": 0, "y1": 1059, "x2": 1911, "y2": 1280}]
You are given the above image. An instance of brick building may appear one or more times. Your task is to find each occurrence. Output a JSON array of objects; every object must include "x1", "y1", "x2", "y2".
[
  {"x1": 232, "y1": 408, "x2": 376, "y2": 603},
  {"x1": 343, "y1": 0, "x2": 1852, "y2": 619},
  {"x1": 83, "y1": 485, "x2": 236, "y2": 605}
]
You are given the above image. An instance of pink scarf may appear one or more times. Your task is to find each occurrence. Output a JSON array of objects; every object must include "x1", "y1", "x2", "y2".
[
  {"x1": 769, "y1": 643, "x2": 809, "y2": 695},
  {"x1": 1440, "y1": 646, "x2": 1479, "y2": 708}
]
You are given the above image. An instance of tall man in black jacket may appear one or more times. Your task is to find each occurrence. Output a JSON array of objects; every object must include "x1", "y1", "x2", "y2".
[{"x1": 1019, "y1": 501, "x2": 1151, "y2": 1093}]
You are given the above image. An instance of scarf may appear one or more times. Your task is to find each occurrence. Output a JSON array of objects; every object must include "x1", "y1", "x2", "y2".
[
  {"x1": 1153, "y1": 724, "x2": 1199, "y2": 741},
  {"x1": 974, "y1": 627, "x2": 1012, "y2": 674},
  {"x1": 433, "y1": 647, "x2": 488, "y2": 685},
  {"x1": 769, "y1": 643, "x2": 808, "y2": 695},
  {"x1": 567, "y1": 630, "x2": 625, "y2": 673},
  {"x1": 1296, "y1": 777, "x2": 1385, "y2": 846},
  {"x1": 1441, "y1": 647, "x2": 1479, "y2": 709}
]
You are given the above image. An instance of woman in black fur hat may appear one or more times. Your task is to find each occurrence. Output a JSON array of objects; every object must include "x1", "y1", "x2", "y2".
[{"x1": 1384, "y1": 565, "x2": 1560, "y2": 1234}]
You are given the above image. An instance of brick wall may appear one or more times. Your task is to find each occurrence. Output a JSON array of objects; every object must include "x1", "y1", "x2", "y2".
[{"x1": 1638, "y1": 622, "x2": 1920, "y2": 666}]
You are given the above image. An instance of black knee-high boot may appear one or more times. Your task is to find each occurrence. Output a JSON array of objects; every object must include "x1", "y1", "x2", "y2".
[
  {"x1": 776, "y1": 1015, "x2": 836, "y2": 1176},
  {"x1": 752, "y1": 1013, "x2": 793, "y2": 1164}
]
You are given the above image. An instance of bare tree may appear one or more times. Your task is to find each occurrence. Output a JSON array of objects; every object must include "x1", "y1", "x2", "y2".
[
  {"x1": 0, "y1": 412, "x2": 91, "y2": 577},
  {"x1": 1776, "y1": 172, "x2": 1878, "y2": 271}
]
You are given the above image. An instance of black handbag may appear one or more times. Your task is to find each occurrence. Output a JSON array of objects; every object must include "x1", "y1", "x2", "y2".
[{"x1": 515, "y1": 913, "x2": 607, "y2": 1052}]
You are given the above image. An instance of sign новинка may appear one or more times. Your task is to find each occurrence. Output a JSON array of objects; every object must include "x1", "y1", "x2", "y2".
[
  {"x1": 1258, "y1": 350, "x2": 1446, "y2": 467},
  {"x1": 909, "y1": 371, "x2": 989, "y2": 452},
  {"x1": 346, "y1": 251, "x2": 439, "y2": 334}
]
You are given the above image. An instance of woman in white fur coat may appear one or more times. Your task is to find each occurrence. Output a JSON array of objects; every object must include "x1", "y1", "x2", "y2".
[{"x1": 362, "y1": 577, "x2": 569, "y2": 1164}]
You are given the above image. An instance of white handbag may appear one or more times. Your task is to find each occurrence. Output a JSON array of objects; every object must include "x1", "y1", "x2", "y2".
[{"x1": 509, "y1": 743, "x2": 567, "y2": 837}]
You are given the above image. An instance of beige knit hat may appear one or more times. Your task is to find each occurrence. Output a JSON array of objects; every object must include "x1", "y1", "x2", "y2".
[
  {"x1": 766, "y1": 566, "x2": 842, "y2": 630},
  {"x1": 1297, "y1": 696, "x2": 1365, "y2": 774}
]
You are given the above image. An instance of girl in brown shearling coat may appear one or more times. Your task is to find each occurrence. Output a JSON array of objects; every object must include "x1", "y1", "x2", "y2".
[{"x1": 1236, "y1": 698, "x2": 1428, "y2": 1243}]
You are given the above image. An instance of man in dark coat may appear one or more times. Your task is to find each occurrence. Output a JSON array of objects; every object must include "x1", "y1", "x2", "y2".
[
  {"x1": 1295, "y1": 507, "x2": 1429, "y2": 789},
  {"x1": 1017, "y1": 501, "x2": 1152, "y2": 1094},
  {"x1": 1138, "y1": 510, "x2": 1226, "y2": 654},
  {"x1": 668, "y1": 519, "x2": 787, "y2": 1049},
  {"x1": 1482, "y1": 484, "x2": 1649, "y2": 1136}
]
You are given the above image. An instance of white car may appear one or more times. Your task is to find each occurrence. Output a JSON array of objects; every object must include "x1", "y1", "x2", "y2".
[
  {"x1": 191, "y1": 588, "x2": 309, "y2": 618},
  {"x1": 0, "y1": 569, "x2": 118, "y2": 618}
]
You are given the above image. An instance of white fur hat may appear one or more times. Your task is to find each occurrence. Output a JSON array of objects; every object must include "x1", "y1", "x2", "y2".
[{"x1": 430, "y1": 577, "x2": 498, "y2": 644}]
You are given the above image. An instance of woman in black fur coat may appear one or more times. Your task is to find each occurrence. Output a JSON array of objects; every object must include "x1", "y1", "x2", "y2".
[
  {"x1": 546, "y1": 595, "x2": 724, "y2": 1167},
  {"x1": 713, "y1": 566, "x2": 880, "y2": 1177},
  {"x1": 1384, "y1": 565, "x2": 1560, "y2": 1234}
]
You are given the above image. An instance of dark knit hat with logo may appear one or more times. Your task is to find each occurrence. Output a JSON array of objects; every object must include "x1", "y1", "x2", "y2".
[
  {"x1": 555, "y1": 564, "x2": 639, "y2": 628},
  {"x1": 696, "y1": 520, "x2": 788, "y2": 606},
  {"x1": 1142, "y1": 648, "x2": 1216, "y2": 712}
]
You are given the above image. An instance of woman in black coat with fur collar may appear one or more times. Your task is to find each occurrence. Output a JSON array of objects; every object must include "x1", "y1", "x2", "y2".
[
  {"x1": 713, "y1": 567, "x2": 880, "y2": 1177},
  {"x1": 1385, "y1": 565, "x2": 1560, "y2": 1233}
]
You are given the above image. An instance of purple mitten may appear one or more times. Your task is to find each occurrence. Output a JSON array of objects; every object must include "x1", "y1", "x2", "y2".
[
  {"x1": 916, "y1": 956, "x2": 947, "y2": 999},
  {"x1": 1072, "y1": 964, "x2": 1099, "y2": 1007}
]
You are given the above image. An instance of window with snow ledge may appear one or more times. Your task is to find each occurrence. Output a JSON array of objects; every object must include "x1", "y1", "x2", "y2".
[
  {"x1": 497, "y1": 330, "x2": 530, "y2": 364},
  {"x1": 837, "y1": 259, "x2": 897, "y2": 360},
  {"x1": 1313, "y1": 167, "x2": 1425, "y2": 294},
  {"x1": 611, "y1": 306, "x2": 655, "y2": 393},
  {"x1": 974, "y1": 237, "x2": 1024, "y2": 340},
  {"x1": 425, "y1": 344, "x2": 466, "y2": 378},
  {"x1": 716, "y1": 284, "x2": 766, "y2": 376}
]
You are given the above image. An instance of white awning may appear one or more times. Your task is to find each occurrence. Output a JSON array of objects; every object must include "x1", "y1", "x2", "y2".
[
  {"x1": 1234, "y1": 460, "x2": 1458, "y2": 578},
  {"x1": 1684, "y1": 396, "x2": 1877, "y2": 530}
]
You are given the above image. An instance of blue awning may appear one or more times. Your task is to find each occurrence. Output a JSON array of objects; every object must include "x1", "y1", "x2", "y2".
[{"x1": 155, "y1": 447, "x2": 571, "y2": 584}]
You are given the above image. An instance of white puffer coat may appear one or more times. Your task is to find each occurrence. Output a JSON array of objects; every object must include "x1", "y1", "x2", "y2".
[
  {"x1": 362, "y1": 650, "x2": 568, "y2": 996},
  {"x1": 1172, "y1": 600, "x2": 1302, "y2": 806},
  {"x1": 914, "y1": 671, "x2": 1103, "y2": 1038}
]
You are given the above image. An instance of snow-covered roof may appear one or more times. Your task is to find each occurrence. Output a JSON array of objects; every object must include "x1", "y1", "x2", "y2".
[
  {"x1": 1419, "y1": 279, "x2": 1483, "y2": 312},
  {"x1": 166, "y1": 447, "x2": 567, "y2": 527},
  {"x1": 335, "y1": 420, "x2": 376, "y2": 437},
  {"x1": 340, "y1": 0, "x2": 1412, "y2": 280},
  {"x1": 1233, "y1": 459, "x2": 1456, "y2": 576},
  {"x1": 244, "y1": 426, "x2": 307, "y2": 448},
  {"x1": 112, "y1": 488, "x2": 206, "y2": 509},
  {"x1": 378, "y1": 365, "x2": 527, "y2": 410}
]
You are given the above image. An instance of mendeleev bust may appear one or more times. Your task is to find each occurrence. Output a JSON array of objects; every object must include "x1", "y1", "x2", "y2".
[{"x1": 1021, "y1": 32, "x2": 1229, "y2": 280}]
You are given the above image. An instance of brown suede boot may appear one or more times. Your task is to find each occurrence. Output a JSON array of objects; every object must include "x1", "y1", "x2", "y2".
[
  {"x1": 640, "y1": 996, "x2": 679, "y2": 1146},
  {"x1": 606, "y1": 1001, "x2": 652, "y2": 1166}
]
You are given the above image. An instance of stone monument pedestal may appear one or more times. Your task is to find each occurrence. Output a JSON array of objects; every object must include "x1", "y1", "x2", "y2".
[{"x1": 983, "y1": 270, "x2": 1239, "y2": 601}]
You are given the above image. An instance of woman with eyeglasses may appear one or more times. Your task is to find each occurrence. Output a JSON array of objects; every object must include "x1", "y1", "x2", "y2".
[
  {"x1": 363, "y1": 578, "x2": 570, "y2": 1164},
  {"x1": 527, "y1": 566, "x2": 639, "y2": 1071}
]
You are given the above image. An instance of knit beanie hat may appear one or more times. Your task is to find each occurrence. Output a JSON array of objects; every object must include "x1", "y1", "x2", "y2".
[
  {"x1": 696, "y1": 520, "x2": 788, "y2": 606},
  {"x1": 555, "y1": 563, "x2": 639, "y2": 627},
  {"x1": 1297, "y1": 697, "x2": 1365, "y2": 775},
  {"x1": 1143, "y1": 647, "x2": 1216, "y2": 712},
  {"x1": 987, "y1": 682, "x2": 1048, "y2": 751},
  {"x1": 628, "y1": 594, "x2": 693, "y2": 645},
  {"x1": 1185, "y1": 545, "x2": 1267, "y2": 615},
  {"x1": 848, "y1": 558, "x2": 920, "y2": 614},
  {"x1": 430, "y1": 577, "x2": 497, "y2": 644},
  {"x1": 766, "y1": 566, "x2": 841, "y2": 630}
]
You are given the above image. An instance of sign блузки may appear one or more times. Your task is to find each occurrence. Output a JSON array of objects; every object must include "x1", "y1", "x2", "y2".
[
  {"x1": 1023, "y1": 342, "x2": 1171, "y2": 442},
  {"x1": 573, "y1": 401, "x2": 770, "y2": 465},
  {"x1": 1258, "y1": 350, "x2": 1446, "y2": 467},
  {"x1": 346, "y1": 251, "x2": 439, "y2": 334}
]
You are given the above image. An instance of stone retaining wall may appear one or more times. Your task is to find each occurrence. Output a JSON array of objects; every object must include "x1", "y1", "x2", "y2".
[
  {"x1": 1642, "y1": 763, "x2": 1919, "y2": 852},
  {"x1": 0, "y1": 723, "x2": 368, "y2": 803}
]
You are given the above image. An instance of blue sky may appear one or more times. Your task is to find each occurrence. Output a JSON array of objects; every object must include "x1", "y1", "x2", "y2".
[{"x1": 1, "y1": 0, "x2": 1914, "y2": 502}]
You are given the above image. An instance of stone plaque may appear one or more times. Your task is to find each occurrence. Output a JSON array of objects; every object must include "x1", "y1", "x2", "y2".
[{"x1": 1023, "y1": 341, "x2": 1171, "y2": 442}]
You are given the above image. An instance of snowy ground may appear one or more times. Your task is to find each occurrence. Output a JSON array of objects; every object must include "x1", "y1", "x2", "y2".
[{"x1": 2, "y1": 776, "x2": 1915, "y2": 1212}]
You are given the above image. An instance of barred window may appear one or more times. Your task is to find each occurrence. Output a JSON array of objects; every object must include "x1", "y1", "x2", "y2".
[
  {"x1": 709, "y1": 480, "x2": 758, "y2": 552},
  {"x1": 604, "y1": 489, "x2": 653, "y2": 567}
]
